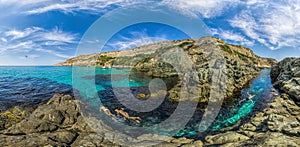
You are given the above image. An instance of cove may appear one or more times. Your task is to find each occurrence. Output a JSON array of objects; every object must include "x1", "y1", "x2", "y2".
[
  {"x1": 84, "y1": 69, "x2": 278, "y2": 138},
  {"x1": 0, "y1": 67, "x2": 278, "y2": 138}
]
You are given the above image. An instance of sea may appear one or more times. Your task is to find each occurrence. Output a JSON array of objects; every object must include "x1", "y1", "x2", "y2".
[{"x1": 0, "y1": 66, "x2": 278, "y2": 138}]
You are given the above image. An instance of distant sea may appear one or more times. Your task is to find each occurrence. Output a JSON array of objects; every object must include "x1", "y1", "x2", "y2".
[{"x1": 0, "y1": 66, "x2": 146, "y2": 111}]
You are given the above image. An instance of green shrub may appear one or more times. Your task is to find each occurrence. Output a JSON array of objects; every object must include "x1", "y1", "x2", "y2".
[{"x1": 219, "y1": 44, "x2": 232, "y2": 54}]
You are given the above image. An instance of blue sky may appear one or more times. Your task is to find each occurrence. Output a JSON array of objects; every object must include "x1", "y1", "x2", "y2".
[{"x1": 0, "y1": 0, "x2": 299, "y2": 65}]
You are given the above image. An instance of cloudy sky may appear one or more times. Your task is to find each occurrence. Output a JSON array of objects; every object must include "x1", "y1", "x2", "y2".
[{"x1": 0, "y1": 0, "x2": 299, "y2": 65}]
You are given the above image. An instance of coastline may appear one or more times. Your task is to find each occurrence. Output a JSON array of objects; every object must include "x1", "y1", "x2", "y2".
[{"x1": 0, "y1": 58, "x2": 299, "y2": 146}]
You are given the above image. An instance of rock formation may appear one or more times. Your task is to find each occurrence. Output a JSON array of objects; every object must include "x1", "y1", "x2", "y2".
[
  {"x1": 0, "y1": 94, "x2": 205, "y2": 146},
  {"x1": 201, "y1": 57, "x2": 300, "y2": 146},
  {"x1": 271, "y1": 57, "x2": 300, "y2": 105},
  {"x1": 56, "y1": 37, "x2": 277, "y2": 103}
]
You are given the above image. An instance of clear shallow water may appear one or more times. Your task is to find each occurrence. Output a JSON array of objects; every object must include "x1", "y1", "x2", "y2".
[
  {"x1": 0, "y1": 66, "x2": 145, "y2": 111},
  {"x1": 0, "y1": 67, "x2": 277, "y2": 138},
  {"x1": 177, "y1": 69, "x2": 278, "y2": 137}
]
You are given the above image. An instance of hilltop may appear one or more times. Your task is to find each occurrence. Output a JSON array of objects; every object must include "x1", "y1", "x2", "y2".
[{"x1": 55, "y1": 37, "x2": 276, "y2": 68}]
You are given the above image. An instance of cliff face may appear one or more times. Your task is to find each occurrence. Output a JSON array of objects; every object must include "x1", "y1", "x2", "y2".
[
  {"x1": 271, "y1": 57, "x2": 300, "y2": 105},
  {"x1": 194, "y1": 57, "x2": 300, "y2": 146},
  {"x1": 56, "y1": 37, "x2": 277, "y2": 103},
  {"x1": 56, "y1": 37, "x2": 276, "y2": 68}
]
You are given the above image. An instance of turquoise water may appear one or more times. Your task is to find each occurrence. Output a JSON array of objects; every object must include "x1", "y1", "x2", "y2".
[
  {"x1": 174, "y1": 69, "x2": 278, "y2": 137},
  {"x1": 0, "y1": 66, "x2": 146, "y2": 110},
  {"x1": 0, "y1": 67, "x2": 277, "y2": 138},
  {"x1": 212, "y1": 69, "x2": 277, "y2": 130}
]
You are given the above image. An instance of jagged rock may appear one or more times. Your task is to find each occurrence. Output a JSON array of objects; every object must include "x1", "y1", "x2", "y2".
[
  {"x1": 197, "y1": 58, "x2": 300, "y2": 146},
  {"x1": 271, "y1": 57, "x2": 300, "y2": 104},
  {"x1": 0, "y1": 107, "x2": 29, "y2": 130},
  {"x1": 0, "y1": 94, "x2": 83, "y2": 146},
  {"x1": 0, "y1": 94, "x2": 209, "y2": 146}
]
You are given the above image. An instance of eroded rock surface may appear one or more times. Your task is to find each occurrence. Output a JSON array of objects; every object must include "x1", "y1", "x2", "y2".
[
  {"x1": 202, "y1": 58, "x2": 300, "y2": 146},
  {"x1": 271, "y1": 57, "x2": 300, "y2": 105},
  {"x1": 0, "y1": 94, "x2": 205, "y2": 146}
]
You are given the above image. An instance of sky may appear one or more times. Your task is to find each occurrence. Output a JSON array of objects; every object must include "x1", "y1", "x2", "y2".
[{"x1": 0, "y1": 0, "x2": 299, "y2": 65}]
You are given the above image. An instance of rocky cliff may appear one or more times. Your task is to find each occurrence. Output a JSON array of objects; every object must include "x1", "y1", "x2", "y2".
[
  {"x1": 271, "y1": 57, "x2": 300, "y2": 105},
  {"x1": 55, "y1": 37, "x2": 276, "y2": 69},
  {"x1": 199, "y1": 57, "x2": 300, "y2": 146},
  {"x1": 56, "y1": 37, "x2": 277, "y2": 103}
]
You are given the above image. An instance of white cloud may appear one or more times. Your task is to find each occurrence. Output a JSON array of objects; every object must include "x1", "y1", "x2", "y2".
[
  {"x1": 160, "y1": 0, "x2": 241, "y2": 18},
  {"x1": 25, "y1": 0, "x2": 142, "y2": 15},
  {"x1": 0, "y1": 0, "x2": 49, "y2": 6},
  {"x1": 107, "y1": 31, "x2": 168, "y2": 50},
  {"x1": 5, "y1": 27, "x2": 42, "y2": 40},
  {"x1": 0, "y1": 27, "x2": 77, "y2": 59},
  {"x1": 2, "y1": 0, "x2": 240, "y2": 18},
  {"x1": 0, "y1": 37, "x2": 7, "y2": 43},
  {"x1": 230, "y1": 0, "x2": 300, "y2": 50},
  {"x1": 41, "y1": 27, "x2": 76, "y2": 44},
  {"x1": 211, "y1": 28, "x2": 254, "y2": 46},
  {"x1": 0, "y1": 0, "x2": 51, "y2": 16}
]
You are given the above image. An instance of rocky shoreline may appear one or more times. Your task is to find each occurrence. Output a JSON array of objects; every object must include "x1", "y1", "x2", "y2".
[
  {"x1": 0, "y1": 58, "x2": 299, "y2": 146},
  {"x1": 203, "y1": 58, "x2": 300, "y2": 146},
  {"x1": 56, "y1": 37, "x2": 277, "y2": 104}
]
